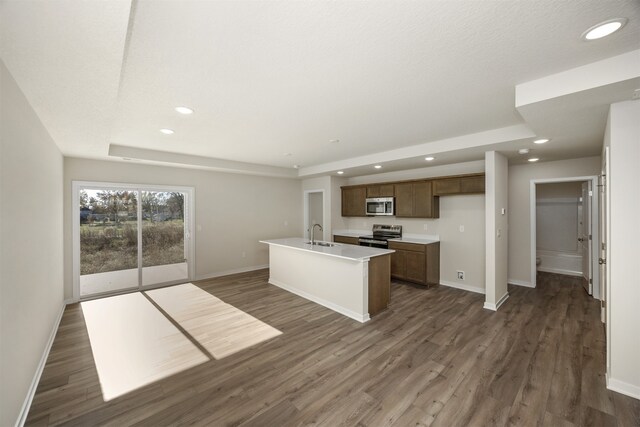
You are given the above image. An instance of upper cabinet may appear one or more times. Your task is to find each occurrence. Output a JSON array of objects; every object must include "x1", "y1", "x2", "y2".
[
  {"x1": 366, "y1": 184, "x2": 394, "y2": 198},
  {"x1": 341, "y1": 173, "x2": 484, "y2": 218},
  {"x1": 433, "y1": 174, "x2": 485, "y2": 196},
  {"x1": 394, "y1": 181, "x2": 439, "y2": 218},
  {"x1": 341, "y1": 186, "x2": 367, "y2": 217}
]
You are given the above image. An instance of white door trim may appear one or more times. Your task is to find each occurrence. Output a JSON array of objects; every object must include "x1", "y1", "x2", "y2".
[
  {"x1": 72, "y1": 181, "x2": 195, "y2": 302},
  {"x1": 529, "y1": 175, "x2": 600, "y2": 298}
]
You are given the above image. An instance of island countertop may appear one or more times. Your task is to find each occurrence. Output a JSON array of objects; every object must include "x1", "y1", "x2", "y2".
[{"x1": 260, "y1": 237, "x2": 394, "y2": 261}]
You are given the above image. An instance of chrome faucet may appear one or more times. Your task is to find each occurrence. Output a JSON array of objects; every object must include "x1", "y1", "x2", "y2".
[{"x1": 310, "y1": 223, "x2": 323, "y2": 244}]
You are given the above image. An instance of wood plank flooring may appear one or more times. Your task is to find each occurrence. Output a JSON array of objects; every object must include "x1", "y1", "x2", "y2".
[{"x1": 26, "y1": 271, "x2": 640, "y2": 426}]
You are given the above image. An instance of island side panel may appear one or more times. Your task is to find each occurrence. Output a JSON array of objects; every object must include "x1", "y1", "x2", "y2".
[
  {"x1": 368, "y1": 254, "x2": 391, "y2": 316},
  {"x1": 426, "y1": 242, "x2": 440, "y2": 286},
  {"x1": 267, "y1": 244, "x2": 368, "y2": 322}
]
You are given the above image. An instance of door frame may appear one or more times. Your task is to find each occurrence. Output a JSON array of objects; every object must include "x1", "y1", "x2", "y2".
[
  {"x1": 529, "y1": 175, "x2": 600, "y2": 298},
  {"x1": 72, "y1": 181, "x2": 195, "y2": 301},
  {"x1": 303, "y1": 189, "x2": 327, "y2": 241}
]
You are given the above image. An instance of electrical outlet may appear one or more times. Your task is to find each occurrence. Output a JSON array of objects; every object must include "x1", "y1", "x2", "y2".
[
  {"x1": 459, "y1": 225, "x2": 465, "y2": 232},
  {"x1": 457, "y1": 271, "x2": 465, "y2": 280},
  {"x1": 423, "y1": 224, "x2": 428, "y2": 231}
]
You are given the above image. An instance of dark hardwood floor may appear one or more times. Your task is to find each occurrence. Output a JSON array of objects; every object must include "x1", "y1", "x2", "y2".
[{"x1": 26, "y1": 271, "x2": 639, "y2": 426}]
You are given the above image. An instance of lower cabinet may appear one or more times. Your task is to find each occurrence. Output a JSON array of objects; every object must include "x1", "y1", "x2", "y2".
[
  {"x1": 389, "y1": 241, "x2": 440, "y2": 287},
  {"x1": 333, "y1": 235, "x2": 360, "y2": 245}
]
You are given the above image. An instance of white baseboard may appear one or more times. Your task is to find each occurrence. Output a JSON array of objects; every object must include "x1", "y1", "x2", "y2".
[
  {"x1": 439, "y1": 280, "x2": 485, "y2": 294},
  {"x1": 537, "y1": 267, "x2": 583, "y2": 277},
  {"x1": 16, "y1": 300, "x2": 67, "y2": 427},
  {"x1": 508, "y1": 279, "x2": 535, "y2": 288},
  {"x1": 606, "y1": 374, "x2": 640, "y2": 400},
  {"x1": 268, "y1": 278, "x2": 369, "y2": 323},
  {"x1": 196, "y1": 264, "x2": 269, "y2": 281},
  {"x1": 483, "y1": 292, "x2": 509, "y2": 311}
]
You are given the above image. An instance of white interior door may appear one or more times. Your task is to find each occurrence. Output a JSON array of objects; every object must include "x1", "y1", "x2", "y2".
[{"x1": 579, "y1": 181, "x2": 592, "y2": 295}]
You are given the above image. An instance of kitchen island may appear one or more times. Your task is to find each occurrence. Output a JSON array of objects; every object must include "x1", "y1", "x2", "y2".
[{"x1": 260, "y1": 237, "x2": 393, "y2": 322}]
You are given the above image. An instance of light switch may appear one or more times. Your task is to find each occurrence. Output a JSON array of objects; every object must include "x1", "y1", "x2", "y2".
[
  {"x1": 459, "y1": 225, "x2": 464, "y2": 232},
  {"x1": 501, "y1": 208, "x2": 506, "y2": 215},
  {"x1": 497, "y1": 228, "x2": 501, "y2": 237}
]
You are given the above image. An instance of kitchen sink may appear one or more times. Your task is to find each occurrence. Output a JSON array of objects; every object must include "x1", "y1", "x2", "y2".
[{"x1": 305, "y1": 241, "x2": 337, "y2": 247}]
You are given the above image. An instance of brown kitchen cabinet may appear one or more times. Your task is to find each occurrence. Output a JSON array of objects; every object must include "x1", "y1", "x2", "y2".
[
  {"x1": 341, "y1": 173, "x2": 484, "y2": 218},
  {"x1": 394, "y1": 180, "x2": 439, "y2": 218},
  {"x1": 388, "y1": 241, "x2": 440, "y2": 287},
  {"x1": 341, "y1": 186, "x2": 367, "y2": 217},
  {"x1": 366, "y1": 184, "x2": 394, "y2": 198},
  {"x1": 433, "y1": 174, "x2": 484, "y2": 196},
  {"x1": 333, "y1": 235, "x2": 359, "y2": 245}
]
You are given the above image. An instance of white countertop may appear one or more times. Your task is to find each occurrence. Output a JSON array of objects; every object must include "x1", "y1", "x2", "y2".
[
  {"x1": 332, "y1": 230, "x2": 440, "y2": 245},
  {"x1": 260, "y1": 237, "x2": 394, "y2": 261},
  {"x1": 331, "y1": 230, "x2": 368, "y2": 238},
  {"x1": 389, "y1": 236, "x2": 439, "y2": 245}
]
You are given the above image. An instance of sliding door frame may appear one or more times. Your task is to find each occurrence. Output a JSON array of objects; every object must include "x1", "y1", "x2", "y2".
[{"x1": 72, "y1": 181, "x2": 195, "y2": 301}]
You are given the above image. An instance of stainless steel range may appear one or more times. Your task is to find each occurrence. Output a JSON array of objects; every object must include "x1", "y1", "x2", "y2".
[{"x1": 358, "y1": 224, "x2": 402, "y2": 248}]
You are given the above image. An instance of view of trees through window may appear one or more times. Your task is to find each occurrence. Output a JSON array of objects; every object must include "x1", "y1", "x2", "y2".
[{"x1": 80, "y1": 189, "x2": 186, "y2": 275}]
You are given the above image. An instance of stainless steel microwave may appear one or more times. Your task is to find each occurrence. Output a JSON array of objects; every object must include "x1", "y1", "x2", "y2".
[{"x1": 365, "y1": 197, "x2": 394, "y2": 216}]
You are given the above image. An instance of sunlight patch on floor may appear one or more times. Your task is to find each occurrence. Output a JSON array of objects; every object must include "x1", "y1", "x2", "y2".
[
  {"x1": 146, "y1": 283, "x2": 283, "y2": 359},
  {"x1": 81, "y1": 283, "x2": 282, "y2": 402},
  {"x1": 81, "y1": 292, "x2": 208, "y2": 401}
]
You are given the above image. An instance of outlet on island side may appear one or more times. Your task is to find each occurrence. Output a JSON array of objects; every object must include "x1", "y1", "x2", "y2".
[{"x1": 457, "y1": 270, "x2": 465, "y2": 280}]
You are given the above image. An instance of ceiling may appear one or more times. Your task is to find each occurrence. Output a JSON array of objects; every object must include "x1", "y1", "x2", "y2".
[{"x1": 1, "y1": 0, "x2": 639, "y2": 178}]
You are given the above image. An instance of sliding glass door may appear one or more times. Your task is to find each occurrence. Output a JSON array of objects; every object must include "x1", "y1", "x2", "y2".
[
  {"x1": 74, "y1": 183, "x2": 193, "y2": 299},
  {"x1": 141, "y1": 191, "x2": 188, "y2": 286},
  {"x1": 78, "y1": 188, "x2": 139, "y2": 296}
]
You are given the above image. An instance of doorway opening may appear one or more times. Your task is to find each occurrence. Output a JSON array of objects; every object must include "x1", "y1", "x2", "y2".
[
  {"x1": 303, "y1": 190, "x2": 325, "y2": 242},
  {"x1": 530, "y1": 176, "x2": 600, "y2": 299},
  {"x1": 72, "y1": 181, "x2": 195, "y2": 300}
]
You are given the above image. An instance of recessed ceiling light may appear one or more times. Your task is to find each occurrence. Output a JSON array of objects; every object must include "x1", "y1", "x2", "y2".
[
  {"x1": 582, "y1": 18, "x2": 627, "y2": 41},
  {"x1": 528, "y1": 158, "x2": 539, "y2": 162},
  {"x1": 160, "y1": 128, "x2": 174, "y2": 135},
  {"x1": 518, "y1": 148, "x2": 530, "y2": 155},
  {"x1": 175, "y1": 106, "x2": 194, "y2": 115},
  {"x1": 337, "y1": 171, "x2": 344, "y2": 175},
  {"x1": 374, "y1": 165, "x2": 382, "y2": 169},
  {"x1": 533, "y1": 138, "x2": 549, "y2": 144},
  {"x1": 425, "y1": 156, "x2": 435, "y2": 161}
]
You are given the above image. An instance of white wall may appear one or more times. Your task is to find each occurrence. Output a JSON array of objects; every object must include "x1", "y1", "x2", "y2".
[
  {"x1": 308, "y1": 192, "x2": 323, "y2": 236},
  {"x1": 64, "y1": 158, "x2": 302, "y2": 299},
  {"x1": 331, "y1": 176, "x2": 348, "y2": 232},
  {"x1": 536, "y1": 182, "x2": 582, "y2": 253},
  {"x1": 605, "y1": 100, "x2": 640, "y2": 398},
  {"x1": 508, "y1": 156, "x2": 601, "y2": 286},
  {"x1": 485, "y1": 151, "x2": 509, "y2": 310},
  {"x1": 342, "y1": 161, "x2": 486, "y2": 292},
  {"x1": 1, "y1": 61, "x2": 65, "y2": 427}
]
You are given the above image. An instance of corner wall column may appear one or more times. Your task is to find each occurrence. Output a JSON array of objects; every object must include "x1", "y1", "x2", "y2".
[{"x1": 484, "y1": 151, "x2": 509, "y2": 310}]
